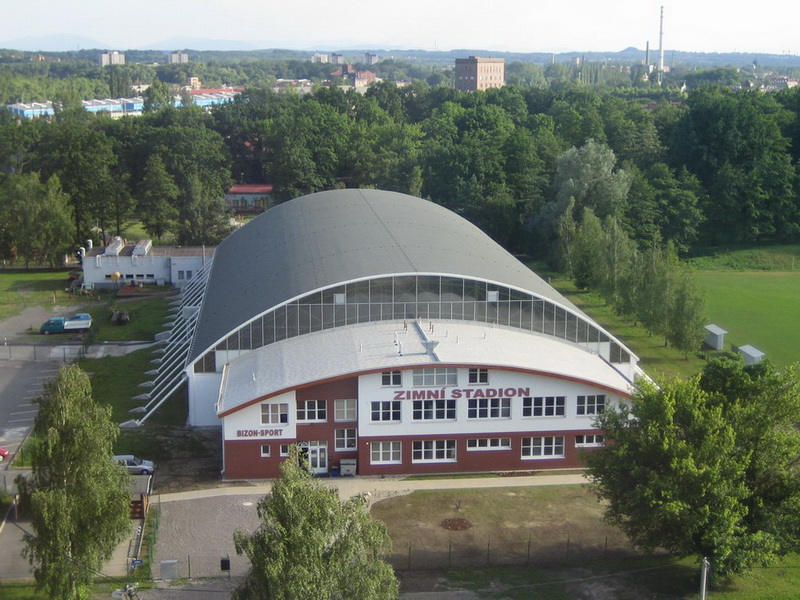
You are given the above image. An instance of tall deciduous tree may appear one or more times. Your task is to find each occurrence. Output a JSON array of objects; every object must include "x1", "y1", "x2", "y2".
[
  {"x1": 587, "y1": 359, "x2": 800, "y2": 578},
  {"x1": 667, "y1": 271, "x2": 706, "y2": 357},
  {"x1": 19, "y1": 364, "x2": 130, "y2": 600},
  {"x1": 233, "y1": 447, "x2": 398, "y2": 600},
  {"x1": 138, "y1": 154, "x2": 180, "y2": 241},
  {"x1": 0, "y1": 173, "x2": 73, "y2": 267}
]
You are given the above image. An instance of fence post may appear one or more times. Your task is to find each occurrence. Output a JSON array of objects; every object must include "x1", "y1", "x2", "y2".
[
  {"x1": 604, "y1": 536, "x2": 608, "y2": 558},
  {"x1": 188, "y1": 555, "x2": 191, "y2": 578},
  {"x1": 448, "y1": 542, "x2": 452, "y2": 568},
  {"x1": 486, "y1": 540, "x2": 491, "y2": 566},
  {"x1": 407, "y1": 543, "x2": 412, "y2": 571},
  {"x1": 566, "y1": 533, "x2": 570, "y2": 558},
  {"x1": 527, "y1": 534, "x2": 531, "y2": 564}
]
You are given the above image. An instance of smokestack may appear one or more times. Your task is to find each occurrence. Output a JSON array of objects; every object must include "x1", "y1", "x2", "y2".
[{"x1": 658, "y1": 6, "x2": 665, "y2": 85}]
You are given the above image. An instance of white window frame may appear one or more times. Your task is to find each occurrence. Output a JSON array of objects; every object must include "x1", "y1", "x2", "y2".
[
  {"x1": 334, "y1": 398, "x2": 357, "y2": 422},
  {"x1": 412, "y1": 440, "x2": 456, "y2": 463},
  {"x1": 521, "y1": 436, "x2": 565, "y2": 459},
  {"x1": 381, "y1": 371, "x2": 402, "y2": 386},
  {"x1": 370, "y1": 441, "x2": 402, "y2": 464},
  {"x1": 575, "y1": 434, "x2": 604, "y2": 447},
  {"x1": 468, "y1": 368, "x2": 489, "y2": 384},
  {"x1": 261, "y1": 403, "x2": 289, "y2": 425},
  {"x1": 371, "y1": 400, "x2": 401, "y2": 422},
  {"x1": 412, "y1": 368, "x2": 457, "y2": 387},
  {"x1": 279, "y1": 444, "x2": 290, "y2": 457},
  {"x1": 260, "y1": 444, "x2": 271, "y2": 457},
  {"x1": 467, "y1": 397, "x2": 511, "y2": 419},
  {"x1": 412, "y1": 398, "x2": 456, "y2": 421},
  {"x1": 522, "y1": 396, "x2": 565, "y2": 418},
  {"x1": 335, "y1": 428, "x2": 357, "y2": 451},
  {"x1": 467, "y1": 438, "x2": 511, "y2": 451},
  {"x1": 577, "y1": 395, "x2": 605, "y2": 416},
  {"x1": 296, "y1": 399, "x2": 327, "y2": 422}
]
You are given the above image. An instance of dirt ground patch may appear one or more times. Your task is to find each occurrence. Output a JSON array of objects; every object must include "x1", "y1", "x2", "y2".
[{"x1": 371, "y1": 486, "x2": 633, "y2": 571}]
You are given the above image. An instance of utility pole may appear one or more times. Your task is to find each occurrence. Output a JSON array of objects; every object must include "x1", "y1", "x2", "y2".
[{"x1": 700, "y1": 556, "x2": 710, "y2": 600}]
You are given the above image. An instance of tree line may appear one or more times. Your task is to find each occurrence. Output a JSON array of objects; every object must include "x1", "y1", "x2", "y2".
[{"x1": 2, "y1": 81, "x2": 800, "y2": 266}]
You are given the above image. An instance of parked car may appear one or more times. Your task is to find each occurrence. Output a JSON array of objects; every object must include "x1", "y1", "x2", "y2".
[
  {"x1": 40, "y1": 313, "x2": 93, "y2": 335},
  {"x1": 0, "y1": 447, "x2": 9, "y2": 462},
  {"x1": 114, "y1": 455, "x2": 155, "y2": 475}
]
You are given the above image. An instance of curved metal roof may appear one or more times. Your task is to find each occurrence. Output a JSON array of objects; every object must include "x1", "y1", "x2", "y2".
[{"x1": 189, "y1": 189, "x2": 585, "y2": 361}]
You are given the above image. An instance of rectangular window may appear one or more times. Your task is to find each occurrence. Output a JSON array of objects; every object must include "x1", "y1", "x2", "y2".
[
  {"x1": 467, "y1": 438, "x2": 511, "y2": 451},
  {"x1": 280, "y1": 444, "x2": 290, "y2": 457},
  {"x1": 334, "y1": 398, "x2": 357, "y2": 422},
  {"x1": 296, "y1": 399, "x2": 327, "y2": 422},
  {"x1": 468, "y1": 368, "x2": 489, "y2": 384},
  {"x1": 412, "y1": 399, "x2": 456, "y2": 420},
  {"x1": 575, "y1": 434, "x2": 604, "y2": 447},
  {"x1": 370, "y1": 441, "x2": 402, "y2": 464},
  {"x1": 413, "y1": 368, "x2": 457, "y2": 387},
  {"x1": 521, "y1": 436, "x2": 565, "y2": 459},
  {"x1": 177, "y1": 270, "x2": 185, "y2": 280},
  {"x1": 522, "y1": 396, "x2": 565, "y2": 417},
  {"x1": 381, "y1": 371, "x2": 402, "y2": 386},
  {"x1": 260, "y1": 444, "x2": 270, "y2": 457},
  {"x1": 467, "y1": 397, "x2": 511, "y2": 419},
  {"x1": 371, "y1": 400, "x2": 401, "y2": 422},
  {"x1": 335, "y1": 428, "x2": 357, "y2": 451},
  {"x1": 577, "y1": 395, "x2": 605, "y2": 416},
  {"x1": 412, "y1": 440, "x2": 456, "y2": 462},
  {"x1": 261, "y1": 403, "x2": 289, "y2": 425}
]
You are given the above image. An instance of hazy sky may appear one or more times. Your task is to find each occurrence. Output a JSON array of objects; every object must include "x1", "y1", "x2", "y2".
[{"x1": 3, "y1": 0, "x2": 798, "y2": 55}]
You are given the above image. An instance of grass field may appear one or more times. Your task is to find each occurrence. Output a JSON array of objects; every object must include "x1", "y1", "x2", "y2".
[
  {"x1": 0, "y1": 269, "x2": 74, "y2": 321},
  {"x1": 693, "y1": 271, "x2": 800, "y2": 370}
]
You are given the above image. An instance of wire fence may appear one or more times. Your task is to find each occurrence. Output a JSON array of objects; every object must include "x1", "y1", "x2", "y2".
[
  {"x1": 0, "y1": 341, "x2": 87, "y2": 362},
  {"x1": 146, "y1": 534, "x2": 637, "y2": 580}
]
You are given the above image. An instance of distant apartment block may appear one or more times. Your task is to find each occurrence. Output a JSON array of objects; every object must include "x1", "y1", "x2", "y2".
[
  {"x1": 170, "y1": 51, "x2": 189, "y2": 64},
  {"x1": 454, "y1": 56, "x2": 505, "y2": 92},
  {"x1": 312, "y1": 53, "x2": 329, "y2": 63},
  {"x1": 364, "y1": 52, "x2": 378, "y2": 65},
  {"x1": 100, "y1": 51, "x2": 125, "y2": 67},
  {"x1": 330, "y1": 53, "x2": 344, "y2": 65}
]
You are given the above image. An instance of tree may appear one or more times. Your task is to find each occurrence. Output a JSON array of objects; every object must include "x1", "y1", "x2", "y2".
[
  {"x1": 587, "y1": 359, "x2": 800, "y2": 579},
  {"x1": 19, "y1": 364, "x2": 130, "y2": 600},
  {"x1": 175, "y1": 174, "x2": 232, "y2": 245},
  {"x1": 0, "y1": 173, "x2": 74, "y2": 267},
  {"x1": 138, "y1": 154, "x2": 180, "y2": 241},
  {"x1": 233, "y1": 447, "x2": 398, "y2": 600},
  {"x1": 666, "y1": 271, "x2": 706, "y2": 357}
]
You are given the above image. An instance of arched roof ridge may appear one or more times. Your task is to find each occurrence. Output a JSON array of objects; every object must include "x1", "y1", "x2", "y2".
[{"x1": 189, "y1": 189, "x2": 584, "y2": 360}]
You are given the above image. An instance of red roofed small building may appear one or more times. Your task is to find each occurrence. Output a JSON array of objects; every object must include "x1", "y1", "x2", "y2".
[{"x1": 225, "y1": 184, "x2": 275, "y2": 213}]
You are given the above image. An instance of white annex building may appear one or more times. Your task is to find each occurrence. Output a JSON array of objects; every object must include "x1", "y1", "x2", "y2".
[
  {"x1": 139, "y1": 189, "x2": 642, "y2": 479},
  {"x1": 82, "y1": 238, "x2": 214, "y2": 290}
]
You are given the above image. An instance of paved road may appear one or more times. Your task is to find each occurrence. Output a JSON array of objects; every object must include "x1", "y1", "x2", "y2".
[{"x1": 0, "y1": 360, "x2": 60, "y2": 469}]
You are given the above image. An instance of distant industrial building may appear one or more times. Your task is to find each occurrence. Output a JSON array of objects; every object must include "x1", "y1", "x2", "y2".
[
  {"x1": 169, "y1": 51, "x2": 189, "y2": 64},
  {"x1": 455, "y1": 56, "x2": 505, "y2": 92},
  {"x1": 364, "y1": 52, "x2": 378, "y2": 65},
  {"x1": 100, "y1": 51, "x2": 125, "y2": 67},
  {"x1": 312, "y1": 53, "x2": 329, "y2": 63},
  {"x1": 330, "y1": 53, "x2": 344, "y2": 65}
]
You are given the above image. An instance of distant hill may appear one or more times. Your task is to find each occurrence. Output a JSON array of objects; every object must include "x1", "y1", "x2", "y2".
[
  {"x1": 141, "y1": 37, "x2": 263, "y2": 52},
  {"x1": 1, "y1": 33, "x2": 111, "y2": 52},
  {"x1": 2, "y1": 36, "x2": 800, "y2": 69}
]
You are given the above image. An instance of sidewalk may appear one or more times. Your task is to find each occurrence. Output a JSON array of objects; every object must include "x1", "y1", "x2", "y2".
[{"x1": 157, "y1": 471, "x2": 589, "y2": 504}]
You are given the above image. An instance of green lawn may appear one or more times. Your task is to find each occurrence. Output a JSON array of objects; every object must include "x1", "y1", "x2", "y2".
[
  {"x1": 693, "y1": 271, "x2": 800, "y2": 370},
  {"x1": 0, "y1": 269, "x2": 75, "y2": 321}
]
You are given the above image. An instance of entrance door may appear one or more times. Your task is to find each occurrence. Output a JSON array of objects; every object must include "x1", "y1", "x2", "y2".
[{"x1": 306, "y1": 441, "x2": 328, "y2": 475}]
